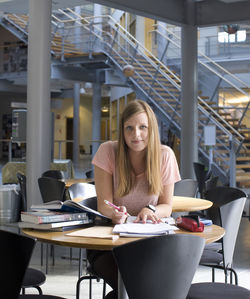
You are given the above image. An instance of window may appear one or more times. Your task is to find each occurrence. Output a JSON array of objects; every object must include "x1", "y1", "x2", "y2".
[{"x1": 218, "y1": 30, "x2": 246, "y2": 43}]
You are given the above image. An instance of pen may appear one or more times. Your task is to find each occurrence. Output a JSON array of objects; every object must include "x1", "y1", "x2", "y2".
[{"x1": 104, "y1": 200, "x2": 130, "y2": 216}]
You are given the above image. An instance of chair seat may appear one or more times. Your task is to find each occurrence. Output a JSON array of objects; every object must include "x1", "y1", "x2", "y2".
[
  {"x1": 22, "y1": 268, "x2": 46, "y2": 288},
  {"x1": 187, "y1": 282, "x2": 250, "y2": 299},
  {"x1": 200, "y1": 249, "x2": 222, "y2": 265}
]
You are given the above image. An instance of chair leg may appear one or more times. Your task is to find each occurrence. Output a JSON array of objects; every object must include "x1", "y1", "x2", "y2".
[
  {"x1": 228, "y1": 267, "x2": 238, "y2": 285},
  {"x1": 89, "y1": 278, "x2": 92, "y2": 299},
  {"x1": 102, "y1": 281, "x2": 106, "y2": 299},
  {"x1": 35, "y1": 286, "x2": 43, "y2": 295},
  {"x1": 46, "y1": 243, "x2": 49, "y2": 274},
  {"x1": 78, "y1": 248, "x2": 83, "y2": 278},
  {"x1": 76, "y1": 275, "x2": 98, "y2": 299},
  {"x1": 41, "y1": 243, "x2": 43, "y2": 266},
  {"x1": 212, "y1": 267, "x2": 215, "y2": 282}
]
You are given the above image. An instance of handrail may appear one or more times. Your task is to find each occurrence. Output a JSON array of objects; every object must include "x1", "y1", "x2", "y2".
[
  {"x1": 153, "y1": 23, "x2": 250, "y2": 127},
  {"x1": 155, "y1": 23, "x2": 250, "y2": 91}
]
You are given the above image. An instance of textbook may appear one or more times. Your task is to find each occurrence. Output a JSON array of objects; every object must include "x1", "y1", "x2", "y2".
[
  {"x1": 31, "y1": 198, "x2": 111, "y2": 222},
  {"x1": 18, "y1": 218, "x2": 93, "y2": 231},
  {"x1": 21, "y1": 210, "x2": 89, "y2": 224}
]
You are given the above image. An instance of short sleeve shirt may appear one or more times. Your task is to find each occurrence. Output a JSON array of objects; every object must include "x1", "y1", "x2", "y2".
[{"x1": 92, "y1": 141, "x2": 181, "y2": 215}]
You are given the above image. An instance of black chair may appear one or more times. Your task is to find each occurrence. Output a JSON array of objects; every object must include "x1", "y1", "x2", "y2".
[
  {"x1": 42, "y1": 170, "x2": 65, "y2": 180},
  {"x1": 0, "y1": 229, "x2": 66, "y2": 299},
  {"x1": 193, "y1": 162, "x2": 211, "y2": 198},
  {"x1": 67, "y1": 183, "x2": 97, "y2": 203},
  {"x1": 113, "y1": 234, "x2": 205, "y2": 299},
  {"x1": 173, "y1": 179, "x2": 198, "y2": 217},
  {"x1": 16, "y1": 173, "x2": 46, "y2": 295},
  {"x1": 85, "y1": 169, "x2": 94, "y2": 179},
  {"x1": 200, "y1": 186, "x2": 247, "y2": 284},
  {"x1": 187, "y1": 282, "x2": 250, "y2": 299},
  {"x1": 204, "y1": 176, "x2": 218, "y2": 192},
  {"x1": 38, "y1": 176, "x2": 66, "y2": 273},
  {"x1": 174, "y1": 178, "x2": 198, "y2": 197},
  {"x1": 17, "y1": 172, "x2": 27, "y2": 212},
  {"x1": 69, "y1": 189, "x2": 105, "y2": 299},
  {"x1": 38, "y1": 177, "x2": 66, "y2": 203}
]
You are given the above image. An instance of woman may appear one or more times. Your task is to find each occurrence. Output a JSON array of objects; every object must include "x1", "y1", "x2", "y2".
[{"x1": 88, "y1": 100, "x2": 181, "y2": 298}]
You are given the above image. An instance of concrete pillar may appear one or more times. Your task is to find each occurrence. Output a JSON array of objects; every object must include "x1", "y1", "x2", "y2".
[
  {"x1": 26, "y1": 0, "x2": 52, "y2": 208},
  {"x1": 180, "y1": 23, "x2": 198, "y2": 179},
  {"x1": 92, "y1": 81, "x2": 102, "y2": 158},
  {"x1": 136, "y1": 16, "x2": 145, "y2": 52},
  {"x1": 73, "y1": 83, "x2": 80, "y2": 164}
]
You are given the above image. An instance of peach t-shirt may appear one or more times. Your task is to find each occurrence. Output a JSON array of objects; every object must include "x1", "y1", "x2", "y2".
[{"x1": 92, "y1": 141, "x2": 181, "y2": 216}]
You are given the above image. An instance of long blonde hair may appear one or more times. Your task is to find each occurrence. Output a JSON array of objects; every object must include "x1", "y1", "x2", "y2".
[{"x1": 116, "y1": 100, "x2": 162, "y2": 197}]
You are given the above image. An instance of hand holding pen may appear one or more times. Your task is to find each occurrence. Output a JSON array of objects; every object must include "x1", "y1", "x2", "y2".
[{"x1": 104, "y1": 200, "x2": 130, "y2": 216}]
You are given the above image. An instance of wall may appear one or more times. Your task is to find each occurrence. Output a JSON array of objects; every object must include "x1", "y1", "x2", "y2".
[{"x1": 52, "y1": 94, "x2": 110, "y2": 159}]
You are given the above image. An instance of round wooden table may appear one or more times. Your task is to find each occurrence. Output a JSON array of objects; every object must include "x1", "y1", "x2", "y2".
[
  {"x1": 22, "y1": 224, "x2": 224, "y2": 250},
  {"x1": 172, "y1": 196, "x2": 212, "y2": 212}
]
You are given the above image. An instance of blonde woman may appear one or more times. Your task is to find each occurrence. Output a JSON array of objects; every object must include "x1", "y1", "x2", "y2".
[{"x1": 88, "y1": 100, "x2": 181, "y2": 299}]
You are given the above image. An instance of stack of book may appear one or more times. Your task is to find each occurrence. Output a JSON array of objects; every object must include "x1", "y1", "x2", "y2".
[
  {"x1": 19, "y1": 199, "x2": 111, "y2": 231},
  {"x1": 19, "y1": 210, "x2": 94, "y2": 231}
]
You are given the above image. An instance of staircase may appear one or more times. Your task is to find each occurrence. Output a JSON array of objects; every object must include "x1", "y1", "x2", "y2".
[{"x1": 0, "y1": 10, "x2": 249, "y2": 187}]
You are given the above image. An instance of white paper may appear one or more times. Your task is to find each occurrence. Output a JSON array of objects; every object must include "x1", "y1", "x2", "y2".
[{"x1": 113, "y1": 222, "x2": 178, "y2": 235}]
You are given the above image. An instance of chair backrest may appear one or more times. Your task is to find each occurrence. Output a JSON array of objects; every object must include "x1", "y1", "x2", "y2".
[
  {"x1": 174, "y1": 179, "x2": 198, "y2": 197},
  {"x1": 67, "y1": 183, "x2": 96, "y2": 202},
  {"x1": 205, "y1": 186, "x2": 247, "y2": 268},
  {"x1": 16, "y1": 172, "x2": 27, "y2": 212},
  {"x1": 204, "y1": 176, "x2": 218, "y2": 193},
  {"x1": 38, "y1": 177, "x2": 66, "y2": 203},
  {"x1": 0, "y1": 230, "x2": 35, "y2": 299},
  {"x1": 84, "y1": 169, "x2": 94, "y2": 179},
  {"x1": 113, "y1": 234, "x2": 205, "y2": 299},
  {"x1": 42, "y1": 170, "x2": 65, "y2": 180},
  {"x1": 193, "y1": 162, "x2": 211, "y2": 198}
]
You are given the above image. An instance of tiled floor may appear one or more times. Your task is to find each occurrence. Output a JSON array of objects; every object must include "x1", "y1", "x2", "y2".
[{"x1": 0, "y1": 157, "x2": 250, "y2": 298}]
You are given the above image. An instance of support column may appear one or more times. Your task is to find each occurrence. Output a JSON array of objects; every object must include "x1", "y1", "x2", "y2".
[
  {"x1": 180, "y1": 23, "x2": 198, "y2": 179},
  {"x1": 26, "y1": 0, "x2": 52, "y2": 208},
  {"x1": 73, "y1": 83, "x2": 80, "y2": 164},
  {"x1": 92, "y1": 81, "x2": 102, "y2": 158}
]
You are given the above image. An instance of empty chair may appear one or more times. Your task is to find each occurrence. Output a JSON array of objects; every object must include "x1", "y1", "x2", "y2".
[
  {"x1": 174, "y1": 179, "x2": 198, "y2": 197},
  {"x1": 84, "y1": 169, "x2": 94, "y2": 179},
  {"x1": 200, "y1": 186, "x2": 247, "y2": 284},
  {"x1": 16, "y1": 173, "x2": 46, "y2": 295},
  {"x1": 113, "y1": 234, "x2": 205, "y2": 299},
  {"x1": 193, "y1": 162, "x2": 211, "y2": 198},
  {"x1": 38, "y1": 176, "x2": 66, "y2": 273},
  {"x1": 42, "y1": 170, "x2": 65, "y2": 180},
  {"x1": 17, "y1": 172, "x2": 27, "y2": 212},
  {"x1": 67, "y1": 183, "x2": 96, "y2": 202},
  {"x1": 204, "y1": 176, "x2": 219, "y2": 193},
  {"x1": 173, "y1": 179, "x2": 198, "y2": 217},
  {"x1": 0, "y1": 229, "x2": 66, "y2": 299},
  {"x1": 187, "y1": 282, "x2": 250, "y2": 299},
  {"x1": 38, "y1": 177, "x2": 66, "y2": 203},
  {"x1": 70, "y1": 192, "x2": 106, "y2": 299}
]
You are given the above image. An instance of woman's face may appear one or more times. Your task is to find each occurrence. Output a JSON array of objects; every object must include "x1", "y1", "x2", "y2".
[{"x1": 123, "y1": 112, "x2": 149, "y2": 153}]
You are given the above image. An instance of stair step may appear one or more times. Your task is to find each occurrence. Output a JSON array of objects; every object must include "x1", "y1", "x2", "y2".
[{"x1": 236, "y1": 164, "x2": 250, "y2": 169}]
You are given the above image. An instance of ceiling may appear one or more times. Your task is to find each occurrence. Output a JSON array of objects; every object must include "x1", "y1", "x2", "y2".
[{"x1": 0, "y1": 0, "x2": 250, "y2": 27}]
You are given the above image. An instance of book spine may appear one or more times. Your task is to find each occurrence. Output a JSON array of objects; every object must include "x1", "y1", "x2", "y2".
[{"x1": 22, "y1": 213, "x2": 89, "y2": 224}]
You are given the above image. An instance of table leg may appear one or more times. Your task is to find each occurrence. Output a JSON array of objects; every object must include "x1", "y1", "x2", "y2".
[{"x1": 118, "y1": 270, "x2": 128, "y2": 299}]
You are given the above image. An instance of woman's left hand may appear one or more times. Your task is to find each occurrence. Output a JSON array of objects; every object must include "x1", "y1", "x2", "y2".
[{"x1": 134, "y1": 208, "x2": 161, "y2": 224}]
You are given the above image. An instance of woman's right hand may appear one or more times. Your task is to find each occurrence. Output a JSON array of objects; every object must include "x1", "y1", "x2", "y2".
[{"x1": 111, "y1": 206, "x2": 128, "y2": 224}]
